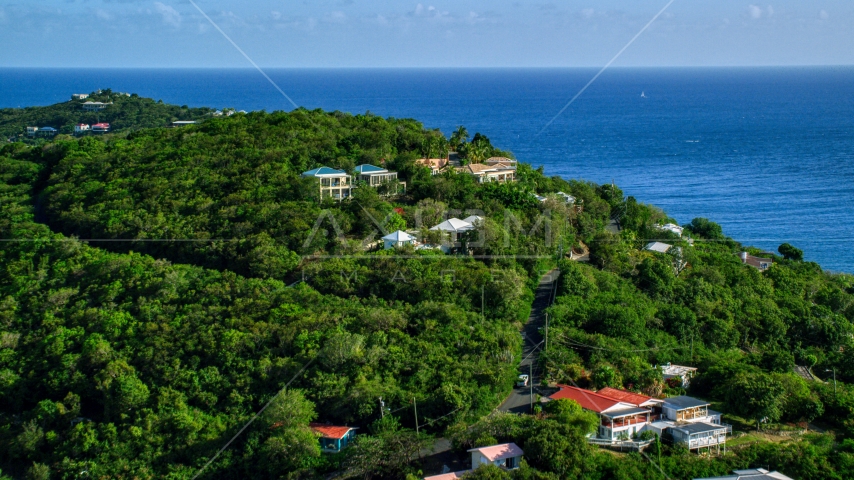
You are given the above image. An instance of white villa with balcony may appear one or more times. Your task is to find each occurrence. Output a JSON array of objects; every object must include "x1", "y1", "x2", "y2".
[
  {"x1": 302, "y1": 167, "x2": 352, "y2": 201},
  {"x1": 547, "y1": 386, "x2": 731, "y2": 454},
  {"x1": 354, "y1": 164, "x2": 405, "y2": 194},
  {"x1": 457, "y1": 162, "x2": 517, "y2": 183}
]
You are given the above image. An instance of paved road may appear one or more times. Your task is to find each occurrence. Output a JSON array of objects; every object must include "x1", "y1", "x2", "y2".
[{"x1": 497, "y1": 269, "x2": 559, "y2": 413}]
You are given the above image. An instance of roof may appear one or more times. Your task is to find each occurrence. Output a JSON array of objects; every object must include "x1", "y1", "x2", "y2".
[
  {"x1": 309, "y1": 423, "x2": 356, "y2": 440},
  {"x1": 659, "y1": 223, "x2": 684, "y2": 236},
  {"x1": 485, "y1": 156, "x2": 516, "y2": 164},
  {"x1": 672, "y1": 422, "x2": 729, "y2": 435},
  {"x1": 601, "y1": 407, "x2": 652, "y2": 418},
  {"x1": 556, "y1": 192, "x2": 576, "y2": 204},
  {"x1": 644, "y1": 242, "x2": 672, "y2": 253},
  {"x1": 171, "y1": 120, "x2": 197, "y2": 125},
  {"x1": 457, "y1": 163, "x2": 516, "y2": 175},
  {"x1": 382, "y1": 230, "x2": 415, "y2": 242},
  {"x1": 76, "y1": 123, "x2": 89, "y2": 127},
  {"x1": 39, "y1": 127, "x2": 57, "y2": 131},
  {"x1": 661, "y1": 364, "x2": 698, "y2": 377},
  {"x1": 354, "y1": 164, "x2": 388, "y2": 174},
  {"x1": 424, "y1": 471, "x2": 470, "y2": 480},
  {"x1": 415, "y1": 158, "x2": 448, "y2": 169},
  {"x1": 92, "y1": 123, "x2": 110, "y2": 127},
  {"x1": 302, "y1": 167, "x2": 348, "y2": 177},
  {"x1": 549, "y1": 385, "x2": 628, "y2": 414},
  {"x1": 664, "y1": 396, "x2": 710, "y2": 409},
  {"x1": 462, "y1": 215, "x2": 484, "y2": 225},
  {"x1": 467, "y1": 442, "x2": 524, "y2": 461},
  {"x1": 596, "y1": 387, "x2": 660, "y2": 407},
  {"x1": 429, "y1": 218, "x2": 474, "y2": 233},
  {"x1": 693, "y1": 470, "x2": 793, "y2": 480},
  {"x1": 740, "y1": 253, "x2": 773, "y2": 270}
]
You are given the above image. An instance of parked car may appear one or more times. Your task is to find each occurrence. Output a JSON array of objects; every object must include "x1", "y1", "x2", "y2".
[{"x1": 516, "y1": 374, "x2": 529, "y2": 387}]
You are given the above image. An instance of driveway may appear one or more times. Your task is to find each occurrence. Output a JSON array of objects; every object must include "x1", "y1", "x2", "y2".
[{"x1": 497, "y1": 269, "x2": 558, "y2": 413}]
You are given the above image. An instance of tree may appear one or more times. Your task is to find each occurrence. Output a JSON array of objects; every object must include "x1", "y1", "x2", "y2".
[
  {"x1": 726, "y1": 373, "x2": 786, "y2": 429},
  {"x1": 344, "y1": 416, "x2": 430, "y2": 479},
  {"x1": 778, "y1": 243, "x2": 804, "y2": 261},
  {"x1": 686, "y1": 218, "x2": 724, "y2": 240},
  {"x1": 450, "y1": 126, "x2": 469, "y2": 150}
]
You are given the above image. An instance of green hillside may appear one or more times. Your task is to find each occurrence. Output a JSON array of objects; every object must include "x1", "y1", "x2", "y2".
[
  {"x1": 0, "y1": 89, "x2": 212, "y2": 140},
  {"x1": 1, "y1": 101, "x2": 854, "y2": 479}
]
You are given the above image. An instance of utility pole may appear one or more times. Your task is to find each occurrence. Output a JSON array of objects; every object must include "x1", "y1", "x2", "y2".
[
  {"x1": 827, "y1": 368, "x2": 837, "y2": 394},
  {"x1": 413, "y1": 397, "x2": 419, "y2": 434},
  {"x1": 690, "y1": 334, "x2": 694, "y2": 365},
  {"x1": 379, "y1": 397, "x2": 384, "y2": 418},
  {"x1": 529, "y1": 362, "x2": 534, "y2": 413},
  {"x1": 545, "y1": 313, "x2": 549, "y2": 353}
]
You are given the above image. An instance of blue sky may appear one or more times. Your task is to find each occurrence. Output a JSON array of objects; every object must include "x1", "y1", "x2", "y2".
[{"x1": 1, "y1": 0, "x2": 851, "y2": 67}]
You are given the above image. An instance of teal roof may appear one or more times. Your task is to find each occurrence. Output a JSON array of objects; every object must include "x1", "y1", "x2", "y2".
[
  {"x1": 302, "y1": 167, "x2": 347, "y2": 177},
  {"x1": 354, "y1": 164, "x2": 388, "y2": 174}
]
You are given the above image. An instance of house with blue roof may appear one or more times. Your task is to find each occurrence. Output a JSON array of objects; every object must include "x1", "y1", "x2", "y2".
[
  {"x1": 354, "y1": 164, "x2": 405, "y2": 195},
  {"x1": 302, "y1": 167, "x2": 352, "y2": 201}
]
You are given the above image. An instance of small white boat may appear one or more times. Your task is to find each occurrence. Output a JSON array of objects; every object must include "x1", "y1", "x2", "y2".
[{"x1": 641, "y1": 91, "x2": 647, "y2": 98}]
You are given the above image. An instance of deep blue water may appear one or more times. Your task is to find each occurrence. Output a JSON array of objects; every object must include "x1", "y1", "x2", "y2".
[{"x1": 2, "y1": 67, "x2": 854, "y2": 272}]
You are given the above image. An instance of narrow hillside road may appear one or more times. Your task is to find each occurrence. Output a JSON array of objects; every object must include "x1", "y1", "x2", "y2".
[
  {"x1": 419, "y1": 270, "x2": 560, "y2": 476},
  {"x1": 497, "y1": 269, "x2": 559, "y2": 413}
]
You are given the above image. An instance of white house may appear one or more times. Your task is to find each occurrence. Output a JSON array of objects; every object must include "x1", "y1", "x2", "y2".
[
  {"x1": 74, "y1": 124, "x2": 90, "y2": 134},
  {"x1": 644, "y1": 242, "x2": 672, "y2": 254},
  {"x1": 171, "y1": 121, "x2": 197, "y2": 127},
  {"x1": 430, "y1": 218, "x2": 474, "y2": 233},
  {"x1": 643, "y1": 396, "x2": 731, "y2": 453},
  {"x1": 302, "y1": 167, "x2": 352, "y2": 201},
  {"x1": 658, "y1": 223, "x2": 684, "y2": 237},
  {"x1": 556, "y1": 192, "x2": 576, "y2": 204},
  {"x1": 82, "y1": 101, "x2": 111, "y2": 111},
  {"x1": 382, "y1": 230, "x2": 416, "y2": 250},
  {"x1": 456, "y1": 163, "x2": 517, "y2": 183},
  {"x1": 71, "y1": 93, "x2": 89, "y2": 100},
  {"x1": 26, "y1": 127, "x2": 38, "y2": 137},
  {"x1": 354, "y1": 164, "x2": 405, "y2": 194},
  {"x1": 739, "y1": 252, "x2": 773, "y2": 271},
  {"x1": 548, "y1": 385, "x2": 656, "y2": 443},
  {"x1": 468, "y1": 443, "x2": 524, "y2": 470},
  {"x1": 694, "y1": 469, "x2": 794, "y2": 480},
  {"x1": 660, "y1": 363, "x2": 698, "y2": 388}
]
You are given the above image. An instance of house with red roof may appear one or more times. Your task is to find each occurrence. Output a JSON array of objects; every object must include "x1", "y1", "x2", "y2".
[
  {"x1": 548, "y1": 385, "x2": 655, "y2": 443},
  {"x1": 309, "y1": 423, "x2": 358, "y2": 453},
  {"x1": 91, "y1": 123, "x2": 110, "y2": 133}
]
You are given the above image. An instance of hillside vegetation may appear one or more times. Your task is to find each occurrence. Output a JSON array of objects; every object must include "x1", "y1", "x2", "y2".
[
  {"x1": 2, "y1": 97, "x2": 854, "y2": 479},
  {"x1": 0, "y1": 89, "x2": 211, "y2": 139}
]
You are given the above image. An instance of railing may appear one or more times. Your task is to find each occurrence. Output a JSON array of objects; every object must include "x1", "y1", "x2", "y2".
[
  {"x1": 688, "y1": 436, "x2": 726, "y2": 449},
  {"x1": 587, "y1": 437, "x2": 656, "y2": 451},
  {"x1": 602, "y1": 416, "x2": 649, "y2": 428}
]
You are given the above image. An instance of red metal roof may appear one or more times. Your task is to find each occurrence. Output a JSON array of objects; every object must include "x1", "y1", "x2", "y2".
[
  {"x1": 309, "y1": 423, "x2": 354, "y2": 440},
  {"x1": 92, "y1": 123, "x2": 110, "y2": 128},
  {"x1": 596, "y1": 387, "x2": 656, "y2": 407},
  {"x1": 548, "y1": 385, "x2": 622, "y2": 413}
]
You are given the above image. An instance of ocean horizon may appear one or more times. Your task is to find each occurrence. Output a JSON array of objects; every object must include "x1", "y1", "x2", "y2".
[{"x1": 3, "y1": 66, "x2": 854, "y2": 272}]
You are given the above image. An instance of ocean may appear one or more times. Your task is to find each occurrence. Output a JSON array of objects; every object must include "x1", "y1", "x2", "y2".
[{"x1": 2, "y1": 67, "x2": 853, "y2": 272}]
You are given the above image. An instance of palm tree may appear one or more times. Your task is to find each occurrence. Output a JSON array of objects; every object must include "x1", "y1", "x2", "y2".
[
  {"x1": 450, "y1": 126, "x2": 469, "y2": 150},
  {"x1": 421, "y1": 136, "x2": 436, "y2": 160},
  {"x1": 468, "y1": 139, "x2": 489, "y2": 163}
]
